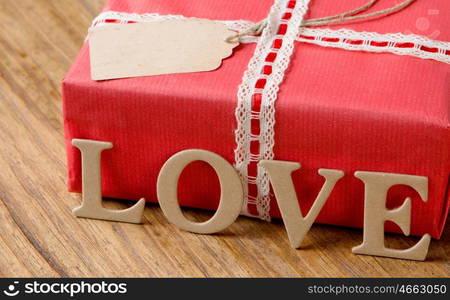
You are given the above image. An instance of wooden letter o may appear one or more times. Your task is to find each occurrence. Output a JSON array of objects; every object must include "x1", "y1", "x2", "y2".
[{"x1": 157, "y1": 150, "x2": 244, "y2": 234}]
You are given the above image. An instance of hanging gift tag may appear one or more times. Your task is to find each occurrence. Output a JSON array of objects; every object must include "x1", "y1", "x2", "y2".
[{"x1": 89, "y1": 19, "x2": 239, "y2": 80}]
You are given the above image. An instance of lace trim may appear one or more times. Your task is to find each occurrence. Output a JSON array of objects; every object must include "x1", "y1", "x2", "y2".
[
  {"x1": 298, "y1": 28, "x2": 450, "y2": 64},
  {"x1": 235, "y1": 0, "x2": 313, "y2": 219},
  {"x1": 245, "y1": 0, "x2": 311, "y2": 220},
  {"x1": 90, "y1": 11, "x2": 450, "y2": 64}
]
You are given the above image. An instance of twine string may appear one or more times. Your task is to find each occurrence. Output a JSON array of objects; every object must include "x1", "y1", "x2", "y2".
[
  {"x1": 226, "y1": 0, "x2": 415, "y2": 43},
  {"x1": 306, "y1": 0, "x2": 377, "y2": 23}
]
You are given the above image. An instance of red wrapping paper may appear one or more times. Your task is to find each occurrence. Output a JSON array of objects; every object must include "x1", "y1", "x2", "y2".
[{"x1": 62, "y1": 0, "x2": 450, "y2": 238}]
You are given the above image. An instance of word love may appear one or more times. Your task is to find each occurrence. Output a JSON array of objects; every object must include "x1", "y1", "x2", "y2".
[{"x1": 72, "y1": 139, "x2": 431, "y2": 261}]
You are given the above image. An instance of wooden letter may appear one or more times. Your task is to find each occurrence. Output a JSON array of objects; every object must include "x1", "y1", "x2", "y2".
[
  {"x1": 352, "y1": 171, "x2": 431, "y2": 261},
  {"x1": 260, "y1": 160, "x2": 344, "y2": 248},
  {"x1": 157, "y1": 150, "x2": 243, "y2": 234},
  {"x1": 72, "y1": 139, "x2": 145, "y2": 223}
]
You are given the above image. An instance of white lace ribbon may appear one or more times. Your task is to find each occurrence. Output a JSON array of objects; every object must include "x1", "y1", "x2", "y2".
[
  {"x1": 234, "y1": 0, "x2": 312, "y2": 219},
  {"x1": 88, "y1": 6, "x2": 450, "y2": 220},
  {"x1": 90, "y1": 11, "x2": 450, "y2": 64}
]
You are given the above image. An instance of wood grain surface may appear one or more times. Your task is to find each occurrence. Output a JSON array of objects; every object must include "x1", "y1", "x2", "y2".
[{"x1": 0, "y1": 0, "x2": 448, "y2": 277}]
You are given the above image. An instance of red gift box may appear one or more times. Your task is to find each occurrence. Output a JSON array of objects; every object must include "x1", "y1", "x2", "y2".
[{"x1": 62, "y1": 0, "x2": 450, "y2": 238}]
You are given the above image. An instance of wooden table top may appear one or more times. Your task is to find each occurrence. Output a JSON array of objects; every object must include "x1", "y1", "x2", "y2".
[{"x1": 0, "y1": 0, "x2": 448, "y2": 277}]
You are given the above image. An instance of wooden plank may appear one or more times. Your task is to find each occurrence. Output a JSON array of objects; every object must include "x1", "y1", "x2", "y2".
[{"x1": 0, "y1": 0, "x2": 448, "y2": 277}]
